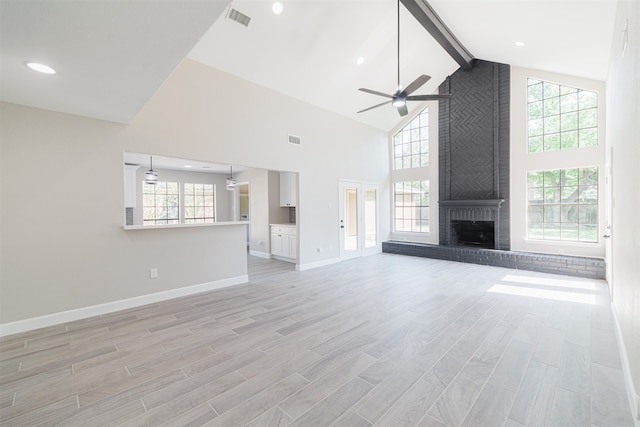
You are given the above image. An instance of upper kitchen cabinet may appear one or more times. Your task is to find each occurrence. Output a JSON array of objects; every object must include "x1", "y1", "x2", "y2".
[
  {"x1": 124, "y1": 164, "x2": 139, "y2": 208},
  {"x1": 279, "y1": 172, "x2": 297, "y2": 207}
]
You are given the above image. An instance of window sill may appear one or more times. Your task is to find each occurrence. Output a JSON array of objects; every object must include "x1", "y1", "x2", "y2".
[
  {"x1": 123, "y1": 221, "x2": 249, "y2": 231},
  {"x1": 389, "y1": 231, "x2": 435, "y2": 245},
  {"x1": 522, "y1": 238, "x2": 601, "y2": 247}
]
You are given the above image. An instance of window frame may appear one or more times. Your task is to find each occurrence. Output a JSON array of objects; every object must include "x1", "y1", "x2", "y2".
[
  {"x1": 393, "y1": 180, "x2": 430, "y2": 233},
  {"x1": 510, "y1": 67, "x2": 605, "y2": 258},
  {"x1": 392, "y1": 107, "x2": 430, "y2": 170},
  {"x1": 389, "y1": 105, "x2": 440, "y2": 244},
  {"x1": 526, "y1": 166, "x2": 599, "y2": 243},
  {"x1": 183, "y1": 182, "x2": 216, "y2": 224},
  {"x1": 526, "y1": 78, "x2": 599, "y2": 153},
  {"x1": 142, "y1": 181, "x2": 180, "y2": 226}
]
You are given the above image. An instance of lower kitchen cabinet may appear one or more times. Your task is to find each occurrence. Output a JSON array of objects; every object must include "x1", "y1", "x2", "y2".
[{"x1": 270, "y1": 224, "x2": 296, "y2": 261}]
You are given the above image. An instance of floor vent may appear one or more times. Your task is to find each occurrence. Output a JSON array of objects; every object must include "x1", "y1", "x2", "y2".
[
  {"x1": 288, "y1": 134, "x2": 301, "y2": 146},
  {"x1": 227, "y1": 8, "x2": 251, "y2": 27}
]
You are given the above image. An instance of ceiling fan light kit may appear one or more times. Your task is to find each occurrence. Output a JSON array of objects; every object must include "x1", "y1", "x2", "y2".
[
  {"x1": 226, "y1": 166, "x2": 237, "y2": 190},
  {"x1": 144, "y1": 156, "x2": 158, "y2": 185},
  {"x1": 392, "y1": 97, "x2": 406, "y2": 107},
  {"x1": 357, "y1": 0, "x2": 451, "y2": 117}
]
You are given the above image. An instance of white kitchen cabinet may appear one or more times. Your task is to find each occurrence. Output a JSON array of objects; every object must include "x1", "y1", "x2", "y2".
[
  {"x1": 270, "y1": 225, "x2": 296, "y2": 261},
  {"x1": 279, "y1": 172, "x2": 297, "y2": 207},
  {"x1": 124, "y1": 165, "x2": 139, "y2": 208}
]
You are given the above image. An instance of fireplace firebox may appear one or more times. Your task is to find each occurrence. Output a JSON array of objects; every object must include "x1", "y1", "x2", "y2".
[
  {"x1": 439, "y1": 199, "x2": 506, "y2": 250},
  {"x1": 451, "y1": 220, "x2": 495, "y2": 249}
]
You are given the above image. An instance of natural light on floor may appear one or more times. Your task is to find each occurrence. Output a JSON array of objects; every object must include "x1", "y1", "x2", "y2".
[
  {"x1": 487, "y1": 274, "x2": 603, "y2": 305},
  {"x1": 500, "y1": 274, "x2": 602, "y2": 291}
]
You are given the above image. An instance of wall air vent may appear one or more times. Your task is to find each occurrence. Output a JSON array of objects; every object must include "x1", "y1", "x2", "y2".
[
  {"x1": 288, "y1": 134, "x2": 301, "y2": 146},
  {"x1": 227, "y1": 8, "x2": 251, "y2": 27}
]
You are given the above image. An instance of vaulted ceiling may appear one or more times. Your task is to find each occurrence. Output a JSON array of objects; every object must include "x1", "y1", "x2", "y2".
[{"x1": 0, "y1": 0, "x2": 618, "y2": 131}]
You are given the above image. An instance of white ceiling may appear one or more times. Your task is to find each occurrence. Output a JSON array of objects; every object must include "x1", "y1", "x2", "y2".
[
  {"x1": 0, "y1": 0, "x2": 618, "y2": 131},
  {"x1": 0, "y1": 0, "x2": 229, "y2": 124},
  {"x1": 124, "y1": 152, "x2": 249, "y2": 174}
]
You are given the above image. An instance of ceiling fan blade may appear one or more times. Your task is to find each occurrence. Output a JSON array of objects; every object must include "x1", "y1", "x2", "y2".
[
  {"x1": 406, "y1": 94, "x2": 452, "y2": 101},
  {"x1": 403, "y1": 75, "x2": 431, "y2": 95},
  {"x1": 358, "y1": 88, "x2": 393, "y2": 98},
  {"x1": 357, "y1": 100, "x2": 392, "y2": 114},
  {"x1": 397, "y1": 104, "x2": 409, "y2": 116}
]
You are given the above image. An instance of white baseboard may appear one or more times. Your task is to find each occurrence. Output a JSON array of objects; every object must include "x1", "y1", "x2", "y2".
[
  {"x1": 296, "y1": 257, "x2": 341, "y2": 271},
  {"x1": 0, "y1": 275, "x2": 249, "y2": 338},
  {"x1": 612, "y1": 302, "x2": 640, "y2": 426},
  {"x1": 249, "y1": 250, "x2": 271, "y2": 259}
]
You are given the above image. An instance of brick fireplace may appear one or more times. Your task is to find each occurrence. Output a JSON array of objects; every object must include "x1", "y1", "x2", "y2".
[
  {"x1": 438, "y1": 60, "x2": 511, "y2": 250},
  {"x1": 383, "y1": 60, "x2": 605, "y2": 279}
]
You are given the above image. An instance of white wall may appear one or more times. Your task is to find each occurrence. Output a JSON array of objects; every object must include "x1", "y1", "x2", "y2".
[
  {"x1": 122, "y1": 60, "x2": 389, "y2": 268},
  {"x1": 510, "y1": 66, "x2": 606, "y2": 258},
  {"x1": 607, "y1": 0, "x2": 640, "y2": 419},
  {"x1": 0, "y1": 104, "x2": 249, "y2": 328},
  {"x1": 0, "y1": 58, "x2": 389, "y2": 326}
]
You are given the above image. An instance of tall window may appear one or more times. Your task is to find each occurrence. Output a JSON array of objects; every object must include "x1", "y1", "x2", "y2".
[
  {"x1": 143, "y1": 181, "x2": 179, "y2": 225},
  {"x1": 393, "y1": 107, "x2": 429, "y2": 169},
  {"x1": 391, "y1": 107, "x2": 431, "y2": 235},
  {"x1": 527, "y1": 167, "x2": 598, "y2": 242},
  {"x1": 394, "y1": 181, "x2": 429, "y2": 233},
  {"x1": 184, "y1": 183, "x2": 215, "y2": 224},
  {"x1": 527, "y1": 79, "x2": 598, "y2": 153}
]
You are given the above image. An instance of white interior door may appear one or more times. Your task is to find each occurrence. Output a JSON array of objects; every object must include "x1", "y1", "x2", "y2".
[
  {"x1": 339, "y1": 181, "x2": 379, "y2": 260},
  {"x1": 605, "y1": 147, "x2": 613, "y2": 294}
]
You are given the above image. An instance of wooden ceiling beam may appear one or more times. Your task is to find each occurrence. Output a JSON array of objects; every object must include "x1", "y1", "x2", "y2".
[{"x1": 400, "y1": 0, "x2": 475, "y2": 71}]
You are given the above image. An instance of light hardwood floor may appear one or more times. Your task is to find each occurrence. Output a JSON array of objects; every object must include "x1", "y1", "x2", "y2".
[{"x1": 0, "y1": 253, "x2": 634, "y2": 426}]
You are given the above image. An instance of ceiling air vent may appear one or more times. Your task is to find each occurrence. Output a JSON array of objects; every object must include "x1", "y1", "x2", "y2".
[
  {"x1": 227, "y1": 8, "x2": 251, "y2": 27},
  {"x1": 288, "y1": 134, "x2": 301, "y2": 146}
]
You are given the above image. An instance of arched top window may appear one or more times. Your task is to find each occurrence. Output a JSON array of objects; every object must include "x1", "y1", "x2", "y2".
[
  {"x1": 527, "y1": 79, "x2": 598, "y2": 153},
  {"x1": 392, "y1": 107, "x2": 429, "y2": 170}
]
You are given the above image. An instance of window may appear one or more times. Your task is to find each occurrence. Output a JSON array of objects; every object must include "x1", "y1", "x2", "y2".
[
  {"x1": 393, "y1": 107, "x2": 429, "y2": 169},
  {"x1": 184, "y1": 183, "x2": 215, "y2": 224},
  {"x1": 143, "y1": 181, "x2": 179, "y2": 225},
  {"x1": 527, "y1": 79, "x2": 598, "y2": 153},
  {"x1": 394, "y1": 181, "x2": 429, "y2": 233},
  {"x1": 527, "y1": 167, "x2": 598, "y2": 242}
]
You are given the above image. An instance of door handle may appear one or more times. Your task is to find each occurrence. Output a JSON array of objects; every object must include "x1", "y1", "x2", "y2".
[{"x1": 603, "y1": 234, "x2": 611, "y2": 238}]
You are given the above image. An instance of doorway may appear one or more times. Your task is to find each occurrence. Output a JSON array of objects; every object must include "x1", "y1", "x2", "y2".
[
  {"x1": 339, "y1": 180, "x2": 380, "y2": 260},
  {"x1": 605, "y1": 147, "x2": 613, "y2": 296},
  {"x1": 237, "y1": 182, "x2": 250, "y2": 247}
]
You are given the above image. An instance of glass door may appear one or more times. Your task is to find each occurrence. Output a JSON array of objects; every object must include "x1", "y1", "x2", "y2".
[{"x1": 339, "y1": 181, "x2": 379, "y2": 260}]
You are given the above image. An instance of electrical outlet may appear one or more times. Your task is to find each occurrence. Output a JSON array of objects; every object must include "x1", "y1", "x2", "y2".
[{"x1": 150, "y1": 268, "x2": 158, "y2": 279}]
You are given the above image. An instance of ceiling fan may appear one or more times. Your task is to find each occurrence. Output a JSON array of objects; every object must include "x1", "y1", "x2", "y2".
[{"x1": 357, "y1": 0, "x2": 451, "y2": 117}]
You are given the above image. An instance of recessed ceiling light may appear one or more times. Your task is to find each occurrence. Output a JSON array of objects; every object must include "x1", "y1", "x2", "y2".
[
  {"x1": 272, "y1": 2, "x2": 283, "y2": 14},
  {"x1": 25, "y1": 61, "x2": 56, "y2": 74},
  {"x1": 184, "y1": 165, "x2": 192, "y2": 168},
  {"x1": 514, "y1": 41, "x2": 525, "y2": 47},
  {"x1": 356, "y1": 56, "x2": 365, "y2": 65}
]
